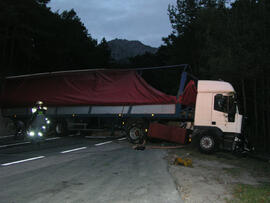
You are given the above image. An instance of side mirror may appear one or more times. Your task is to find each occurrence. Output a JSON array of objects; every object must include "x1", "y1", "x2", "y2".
[{"x1": 228, "y1": 102, "x2": 236, "y2": 122}]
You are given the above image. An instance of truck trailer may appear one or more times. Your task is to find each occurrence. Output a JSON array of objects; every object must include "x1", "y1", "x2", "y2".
[{"x1": 0, "y1": 65, "x2": 243, "y2": 153}]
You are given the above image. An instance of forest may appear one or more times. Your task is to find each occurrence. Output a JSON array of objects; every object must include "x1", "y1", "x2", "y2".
[
  {"x1": 132, "y1": 0, "x2": 270, "y2": 152},
  {"x1": 0, "y1": 0, "x2": 111, "y2": 76},
  {"x1": 0, "y1": 0, "x2": 269, "y2": 152}
]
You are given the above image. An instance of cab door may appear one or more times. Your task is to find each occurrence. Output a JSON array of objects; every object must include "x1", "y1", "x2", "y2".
[{"x1": 211, "y1": 93, "x2": 237, "y2": 133}]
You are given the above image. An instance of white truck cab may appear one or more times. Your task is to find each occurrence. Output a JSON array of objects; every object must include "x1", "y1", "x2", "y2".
[{"x1": 193, "y1": 80, "x2": 243, "y2": 153}]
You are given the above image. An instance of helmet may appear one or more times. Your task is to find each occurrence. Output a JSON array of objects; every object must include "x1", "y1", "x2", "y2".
[
  {"x1": 36, "y1": 101, "x2": 43, "y2": 105},
  {"x1": 32, "y1": 101, "x2": 47, "y2": 114},
  {"x1": 36, "y1": 101, "x2": 43, "y2": 108}
]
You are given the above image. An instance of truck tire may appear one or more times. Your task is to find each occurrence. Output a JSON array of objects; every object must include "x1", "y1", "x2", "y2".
[
  {"x1": 55, "y1": 120, "x2": 68, "y2": 137},
  {"x1": 14, "y1": 120, "x2": 26, "y2": 139},
  {"x1": 126, "y1": 120, "x2": 147, "y2": 144},
  {"x1": 198, "y1": 134, "x2": 218, "y2": 154}
]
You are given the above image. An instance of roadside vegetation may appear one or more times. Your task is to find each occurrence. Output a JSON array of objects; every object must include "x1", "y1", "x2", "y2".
[{"x1": 230, "y1": 183, "x2": 270, "y2": 203}]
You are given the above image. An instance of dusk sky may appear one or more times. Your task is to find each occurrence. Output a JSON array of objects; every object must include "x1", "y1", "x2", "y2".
[{"x1": 48, "y1": 0, "x2": 176, "y2": 48}]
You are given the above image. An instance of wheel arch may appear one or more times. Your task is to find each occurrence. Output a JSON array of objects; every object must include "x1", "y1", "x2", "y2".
[{"x1": 192, "y1": 126, "x2": 224, "y2": 140}]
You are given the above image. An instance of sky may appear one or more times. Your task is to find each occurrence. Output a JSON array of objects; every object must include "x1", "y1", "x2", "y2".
[{"x1": 48, "y1": 0, "x2": 176, "y2": 48}]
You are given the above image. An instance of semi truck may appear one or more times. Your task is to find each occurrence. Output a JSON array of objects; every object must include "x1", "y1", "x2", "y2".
[{"x1": 0, "y1": 65, "x2": 244, "y2": 153}]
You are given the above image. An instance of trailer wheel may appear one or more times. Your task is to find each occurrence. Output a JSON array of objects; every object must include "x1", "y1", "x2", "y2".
[
  {"x1": 198, "y1": 134, "x2": 218, "y2": 154},
  {"x1": 14, "y1": 120, "x2": 26, "y2": 139},
  {"x1": 55, "y1": 120, "x2": 68, "y2": 136},
  {"x1": 126, "y1": 120, "x2": 147, "y2": 144}
]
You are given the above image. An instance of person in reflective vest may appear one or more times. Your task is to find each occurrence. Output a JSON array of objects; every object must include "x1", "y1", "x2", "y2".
[{"x1": 27, "y1": 101, "x2": 50, "y2": 139}]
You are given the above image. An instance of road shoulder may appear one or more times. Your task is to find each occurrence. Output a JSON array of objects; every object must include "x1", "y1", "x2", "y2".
[{"x1": 167, "y1": 147, "x2": 270, "y2": 203}]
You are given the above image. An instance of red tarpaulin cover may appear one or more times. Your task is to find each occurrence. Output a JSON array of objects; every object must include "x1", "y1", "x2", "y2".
[
  {"x1": 179, "y1": 80, "x2": 197, "y2": 106},
  {"x1": 0, "y1": 70, "x2": 197, "y2": 107}
]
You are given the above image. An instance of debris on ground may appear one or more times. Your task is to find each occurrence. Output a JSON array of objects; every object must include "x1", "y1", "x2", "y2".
[
  {"x1": 133, "y1": 145, "x2": 146, "y2": 150},
  {"x1": 174, "y1": 157, "x2": 193, "y2": 167},
  {"x1": 132, "y1": 140, "x2": 146, "y2": 150}
]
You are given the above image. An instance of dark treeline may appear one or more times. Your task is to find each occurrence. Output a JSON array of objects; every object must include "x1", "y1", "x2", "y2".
[
  {"x1": 130, "y1": 0, "x2": 270, "y2": 152},
  {"x1": 0, "y1": 0, "x2": 111, "y2": 76}
]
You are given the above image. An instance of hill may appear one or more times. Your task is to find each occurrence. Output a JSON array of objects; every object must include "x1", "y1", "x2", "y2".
[{"x1": 108, "y1": 39, "x2": 158, "y2": 61}]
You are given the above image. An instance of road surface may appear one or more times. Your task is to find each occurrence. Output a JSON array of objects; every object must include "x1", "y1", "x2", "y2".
[{"x1": 0, "y1": 135, "x2": 181, "y2": 203}]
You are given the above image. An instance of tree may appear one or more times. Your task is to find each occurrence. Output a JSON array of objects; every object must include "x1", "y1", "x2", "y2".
[
  {"x1": 127, "y1": 0, "x2": 270, "y2": 151},
  {"x1": 162, "y1": 0, "x2": 270, "y2": 151},
  {"x1": 0, "y1": 0, "x2": 111, "y2": 76}
]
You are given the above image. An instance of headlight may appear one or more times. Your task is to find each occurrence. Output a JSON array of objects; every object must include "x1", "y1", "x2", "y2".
[
  {"x1": 28, "y1": 131, "x2": 35, "y2": 137},
  {"x1": 46, "y1": 120, "x2": 50, "y2": 124},
  {"x1": 31, "y1": 108, "x2": 37, "y2": 113},
  {"x1": 42, "y1": 125, "x2": 46, "y2": 130},
  {"x1": 38, "y1": 132, "x2": 43, "y2": 137}
]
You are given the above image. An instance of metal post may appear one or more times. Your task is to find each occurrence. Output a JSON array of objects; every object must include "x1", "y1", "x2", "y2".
[{"x1": 177, "y1": 71, "x2": 187, "y2": 99}]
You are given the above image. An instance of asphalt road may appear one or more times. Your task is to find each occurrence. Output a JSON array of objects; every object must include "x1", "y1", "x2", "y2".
[{"x1": 0, "y1": 135, "x2": 181, "y2": 203}]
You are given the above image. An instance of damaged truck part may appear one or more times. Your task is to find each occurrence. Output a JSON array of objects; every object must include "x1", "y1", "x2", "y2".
[{"x1": 0, "y1": 64, "x2": 248, "y2": 153}]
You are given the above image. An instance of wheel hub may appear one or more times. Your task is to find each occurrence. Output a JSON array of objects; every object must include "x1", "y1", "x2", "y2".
[
  {"x1": 130, "y1": 127, "x2": 141, "y2": 140},
  {"x1": 200, "y1": 136, "x2": 214, "y2": 149}
]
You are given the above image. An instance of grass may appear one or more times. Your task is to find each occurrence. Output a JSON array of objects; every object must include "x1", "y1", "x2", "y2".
[{"x1": 229, "y1": 183, "x2": 270, "y2": 203}]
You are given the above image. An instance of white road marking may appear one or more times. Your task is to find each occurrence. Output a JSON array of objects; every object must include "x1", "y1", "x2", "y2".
[
  {"x1": 117, "y1": 137, "x2": 127, "y2": 141},
  {"x1": 0, "y1": 137, "x2": 61, "y2": 148},
  {"x1": 60, "y1": 147, "x2": 87, "y2": 154},
  {"x1": 1, "y1": 156, "x2": 45, "y2": 166},
  {"x1": 45, "y1": 137, "x2": 61, "y2": 141},
  {"x1": 0, "y1": 135, "x2": 15, "y2": 139},
  {"x1": 95, "y1": 141, "x2": 112, "y2": 146},
  {"x1": 0, "y1": 141, "x2": 30, "y2": 148}
]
